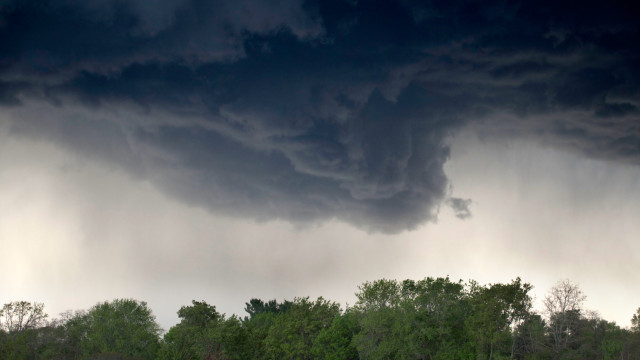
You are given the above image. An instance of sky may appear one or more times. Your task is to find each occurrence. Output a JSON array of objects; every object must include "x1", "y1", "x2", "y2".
[{"x1": 0, "y1": 0, "x2": 639, "y2": 330}]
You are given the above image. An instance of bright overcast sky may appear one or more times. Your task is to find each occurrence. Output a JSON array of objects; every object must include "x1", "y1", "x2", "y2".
[{"x1": 1, "y1": 0, "x2": 639, "y2": 330}]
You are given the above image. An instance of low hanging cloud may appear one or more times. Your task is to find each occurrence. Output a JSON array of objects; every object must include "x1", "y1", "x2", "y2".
[
  {"x1": 446, "y1": 198, "x2": 473, "y2": 220},
  {"x1": 1, "y1": 0, "x2": 638, "y2": 233}
]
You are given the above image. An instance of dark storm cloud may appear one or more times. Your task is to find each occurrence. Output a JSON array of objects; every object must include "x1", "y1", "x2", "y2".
[{"x1": 1, "y1": 0, "x2": 638, "y2": 232}]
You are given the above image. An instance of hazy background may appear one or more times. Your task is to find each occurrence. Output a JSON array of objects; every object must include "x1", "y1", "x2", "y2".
[{"x1": 2, "y1": 124, "x2": 639, "y2": 330}]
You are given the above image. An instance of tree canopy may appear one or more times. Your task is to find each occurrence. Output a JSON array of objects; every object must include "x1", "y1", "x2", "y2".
[{"x1": 2, "y1": 277, "x2": 640, "y2": 360}]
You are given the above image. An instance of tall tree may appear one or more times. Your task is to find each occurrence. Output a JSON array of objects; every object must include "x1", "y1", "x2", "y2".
[
  {"x1": 0, "y1": 301, "x2": 50, "y2": 360},
  {"x1": 466, "y1": 278, "x2": 533, "y2": 360},
  {"x1": 241, "y1": 298, "x2": 296, "y2": 359},
  {"x1": 404, "y1": 277, "x2": 473, "y2": 360},
  {"x1": 632, "y1": 308, "x2": 640, "y2": 332},
  {"x1": 0, "y1": 301, "x2": 48, "y2": 333},
  {"x1": 311, "y1": 310, "x2": 360, "y2": 360},
  {"x1": 543, "y1": 280, "x2": 586, "y2": 358},
  {"x1": 352, "y1": 277, "x2": 474, "y2": 360},
  {"x1": 263, "y1": 297, "x2": 340, "y2": 360},
  {"x1": 80, "y1": 299, "x2": 162, "y2": 360},
  {"x1": 160, "y1": 300, "x2": 222, "y2": 360},
  {"x1": 352, "y1": 279, "x2": 406, "y2": 360},
  {"x1": 513, "y1": 314, "x2": 550, "y2": 360},
  {"x1": 201, "y1": 315, "x2": 250, "y2": 360},
  {"x1": 628, "y1": 308, "x2": 640, "y2": 360},
  {"x1": 244, "y1": 298, "x2": 293, "y2": 320}
]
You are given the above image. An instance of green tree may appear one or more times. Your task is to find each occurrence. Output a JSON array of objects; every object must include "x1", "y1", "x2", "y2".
[
  {"x1": 198, "y1": 316, "x2": 250, "y2": 360},
  {"x1": 239, "y1": 297, "x2": 298, "y2": 359},
  {"x1": 513, "y1": 314, "x2": 550, "y2": 360},
  {"x1": 244, "y1": 298, "x2": 293, "y2": 320},
  {"x1": 242, "y1": 311, "x2": 277, "y2": 359},
  {"x1": 177, "y1": 300, "x2": 221, "y2": 328},
  {"x1": 632, "y1": 308, "x2": 640, "y2": 332},
  {"x1": 599, "y1": 320, "x2": 626, "y2": 360},
  {"x1": 159, "y1": 300, "x2": 222, "y2": 360},
  {"x1": 355, "y1": 279, "x2": 402, "y2": 311},
  {"x1": 629, "y1": 308, "x2": 640, "y2": 360},
  {"x1": 80, "y1": 299, "x2": 161, "y2": 360},
  {"x1": 263, "y1": 297, "x2": 340, "y2": 360},
  {"x1": 0, "y1": 301, "x2": 50, "y2": 360},
  {"x1": 405, "y1": 277, "x2": 473, "y2": 360},
  {"x1": 466, "y1": 278, "x2": 533, "y2": 360},
  {"x1": 311, "y1": 310, "x2": 360, "y2": 360},
  {"x1": 353, "y1": 277, "x2": 475, "y2": 360},
  {"x1": 161, "y1": 300, "x2": 251, "y2": 360},
  {"x1": 0, "y1": 328, "x2": 34, "y2": 359},
  {"x1": 57, "y1": 310, "x2": 91, "y2": 359},
  {"x1": 352, "y1": 279, "x2": 406, "y2": 359}
]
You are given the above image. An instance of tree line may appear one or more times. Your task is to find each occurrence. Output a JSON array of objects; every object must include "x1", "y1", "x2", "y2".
[{"x1": 2, "y1": 277, "x2": 640, "y2": 360}]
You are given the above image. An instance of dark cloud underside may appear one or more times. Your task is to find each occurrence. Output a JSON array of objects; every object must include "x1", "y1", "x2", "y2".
[{"x1": 1, "y1": 0, "x2": 638, "y2": 232}]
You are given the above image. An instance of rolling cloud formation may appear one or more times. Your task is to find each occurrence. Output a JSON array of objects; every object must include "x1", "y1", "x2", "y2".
[{"x1": 1, "y1": 0, "x2": 638, "y2": 232}]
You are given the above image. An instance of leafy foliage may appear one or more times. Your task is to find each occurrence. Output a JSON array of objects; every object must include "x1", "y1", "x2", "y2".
[
  {"x1": 2, "y1": 278, "x2": 639, "y2": 360},
  {"x1": 263, "y1": 297, "x2": 340, "y2": 360},
  {"x1": 80, "y1": 299, "x2": 162, "y2": 360}
]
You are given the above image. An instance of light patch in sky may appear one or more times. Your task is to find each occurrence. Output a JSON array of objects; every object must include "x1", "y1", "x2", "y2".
[
  {"x1": 1, "y1": 127, "x2": 639, "y2": 330},
  {"x1": 442, "y1": 129, "x2": 640, "y2": 325}
]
